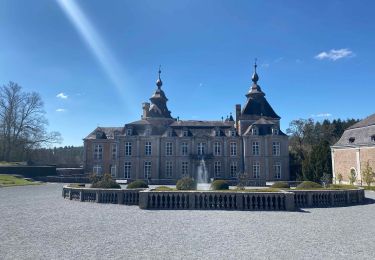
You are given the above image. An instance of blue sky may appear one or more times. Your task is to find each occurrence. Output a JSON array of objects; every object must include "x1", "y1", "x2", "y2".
[{"x1": 1, "y1": 0, "x2": 374, "y2": 146}]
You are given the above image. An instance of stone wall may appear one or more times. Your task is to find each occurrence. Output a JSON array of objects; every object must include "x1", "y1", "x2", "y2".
[{"x1": 62, "y1": 186, "x2": 365, "y2": 211}]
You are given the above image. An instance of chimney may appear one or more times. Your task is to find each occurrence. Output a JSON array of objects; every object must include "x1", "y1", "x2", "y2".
[
  {"x1": 235, "y1": 104, "x2": 241, "y2": 130},
  {"x1": 142, "y1": 102, "x2": 150, "y2": 119}
]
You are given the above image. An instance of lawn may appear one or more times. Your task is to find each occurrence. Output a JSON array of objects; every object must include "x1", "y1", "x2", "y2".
[{"x1": 0, "y1": 174, "x2": 40, "y2": 187}]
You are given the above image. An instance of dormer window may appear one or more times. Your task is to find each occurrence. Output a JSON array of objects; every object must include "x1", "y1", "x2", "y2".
[
  {"x1": 215, "y1": 129, "x2": 220, "y2": 137},
  {"x1": 96, "y1": 131, "x2": 103, "y2": 139},
  {"x1": 167, "y1": 130, "x2": 173, "y2": 137},
  {"x1": 251, "y1": 127, "x2": 258, "y2": 136},
  {"x1": 230, "y1": 130, "x2": 236, "y2": 137},
  {"x1": 272, "y1": 128, "x2": 279, "y2": 135},
  {"x1": 145, "y1": 128, "x2": 151, "y2": 136},
  {"x1": 126, "y1": 128, "x2": 132, "y2": 136},
  {"x1": 349, "y1": 137, "x2": 355, "y2": 143},
  {"x1": 183, "y1": 130, "x2": 188, "y2": 137},
  {"x1": 114, "y1": 130, "x2": 120, "y2": 138},
  {"x1": 371, "y1": 135, "x2": 375, "y2": 142}
]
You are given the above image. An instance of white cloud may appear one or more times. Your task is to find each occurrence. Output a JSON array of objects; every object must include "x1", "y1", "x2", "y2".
[
  {"x1": 314, "y1": 48, "x2": 354, "y2": 61},
  {"x1": 56, "y1": 92, "x2": 68, "y2": 99},
  {"x1": 273, "y1": 57, "x2": 283, "y2": 63},
  {"x1": 311, "y1": 113, "x2": 332, "y2": 118},
  {"x1": 56, "y1": 108, "x2": 66, "y2": 112},
  {"x1": 261, "y1": 63, "x2": 270, "y2": 68}
]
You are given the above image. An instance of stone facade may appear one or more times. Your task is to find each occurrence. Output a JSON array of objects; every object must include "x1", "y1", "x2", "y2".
[
  {"x1": 331, "y1": 113, "x2": 375, "y2": 185},
  {"x1": 83, "y1": 65, "x2": 289, "y2": 185}
]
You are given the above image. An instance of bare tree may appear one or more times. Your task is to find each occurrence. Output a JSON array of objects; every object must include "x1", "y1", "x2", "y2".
[{"x1": 0, "y1": 82, "x2": 61, "y2": 161}]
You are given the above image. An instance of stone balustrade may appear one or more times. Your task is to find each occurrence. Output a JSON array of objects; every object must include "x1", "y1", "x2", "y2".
[
  {"x1": 138, "y1": 191, "x2": 295, "y2": 211},
  {"x1": 62, "y1": 186, "x2": 143, "y2": 205},
  {"x1": 62, "y1": 186, "x2": 365, "y2": 211},
  {"x1": 292, "y1": 189, "x2": 365, "y2": 208}
]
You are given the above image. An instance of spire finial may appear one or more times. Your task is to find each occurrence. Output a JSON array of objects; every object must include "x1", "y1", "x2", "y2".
[
  {"x1": 156, "y1": 65, "x2": 163, "y2": 88},
  {"x1": 252, "y1": 58, "x2": 259, "y2": 83}
]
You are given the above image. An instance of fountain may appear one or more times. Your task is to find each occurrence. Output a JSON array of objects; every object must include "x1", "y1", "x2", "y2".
[{"x1": 196, "y1": 158, "x2": 210, "y2": 190}]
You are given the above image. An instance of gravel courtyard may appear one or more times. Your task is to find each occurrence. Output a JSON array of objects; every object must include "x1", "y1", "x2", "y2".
[{"x1": 1, "y1": 183, "x2": 374, "y2": 260}]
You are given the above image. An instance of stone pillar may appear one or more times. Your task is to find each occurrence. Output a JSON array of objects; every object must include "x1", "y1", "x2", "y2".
[
  {"x1": 236, "y1": 193, "x2": 244, "y2": 210},
  {"x1": 284, "y1": 193, "x2": 295, "y2": 211},
  {"x1": 331, "y1": 149, "x2": 336, "y2": 183},
  {"x1": 189, "y1": 193, "x2": 195, "y2": 209},
  {"x1": 80, "y1": 190, "x2": 84, "y2": 201},
  {"x1": 69, "y1": 190, "x2": 72, "y2": 200},
  {"x1": 139, "y1": 191, "x2": 148, "y2": 209},
  {"x1": 307, "y1": 192, "x2": 313, "y2": 207},
  {"x1": 118, "y1": 190, "x2": 124, "y2": 205},
  {"x1": 95, "y1": 191, "x2": 100, "y2": 203}
]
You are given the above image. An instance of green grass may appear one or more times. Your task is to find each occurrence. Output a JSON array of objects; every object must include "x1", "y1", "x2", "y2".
[
  {"x1": 363, "y1": 186, "x2": 375, "y2": 191},
  {"x1": 0, "y1": 161, "x2": 25, "y2": 166},
  {"x1": 0, "y1": 174, "x2": 40, "y2": 187},
  {"x1": 153, "y1": 186, "x2": 176, "y2": 191},
  {"x1": 329, "y1": 184, "x2": 358, "y2": 190}
]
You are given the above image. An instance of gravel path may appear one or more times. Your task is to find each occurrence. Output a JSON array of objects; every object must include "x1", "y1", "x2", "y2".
[{"x1": 1, "y1": 183, "x2": 374, "y2": 260}]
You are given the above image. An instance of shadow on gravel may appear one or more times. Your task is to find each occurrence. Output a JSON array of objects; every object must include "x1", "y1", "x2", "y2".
[{"x1": 363, "y1": 197, "x2": 375, "y2": 205}]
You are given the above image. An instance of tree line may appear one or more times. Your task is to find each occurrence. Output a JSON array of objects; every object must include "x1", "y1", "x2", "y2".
[{"x1": 287, "y1": 118, "x2": 359, "y2": 182}]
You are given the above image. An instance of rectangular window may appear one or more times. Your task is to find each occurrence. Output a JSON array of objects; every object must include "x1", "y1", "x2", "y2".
[
  {"x1": 94, "y1": 144, "x2": 103, "y2": 160},
  {"x1": 214, "y1": 142, "x2": 221, "y2": 156},
  {"x1": 230, "y1": 142, "x2": 237, "y2": 156},
  {"x1": 183, "y1": 130, "x2": 188, "y2": 137},
  {"x1": 274, "y1": 162, "x2": 281, "y2": 179},
  {"x1": 253, "y1": 162, "x2": 260, "y2": 179},
  {"x1": 166, "y1": 142, "x2": 173, "y2": 156},
  {"x1": 231, "y1": 130, "x2": 236, "y2": 137},
  {"x1": 272, "y1": 142, "x2": 280, "y2": 156},
  {"x1": 93, "y1": 165, "x2": 102, "y2": 175},
  {"x1": 197, "y1": 142, "x2": 205, "y2": 156},
  {"x1": 126, "y1": 128, "x2": 132, "y2": 136},
  {"x1": 125, "y1": 142, "x2": 132, "y2": 156},
  {"x1": 181, "y1": 142, "x2": 188, "y2": 156},
  {"x1": 145, "y1": 141, "x2": 152, "y2": 156},
  {"x1": 110, "y1": 165, "x2": 117, "y2": 177},
  {"x1": 215, "y1": 130, "x2": 220, "y2": 137},
  {"x1": 230, "y1": 161, "x2": 237, "y2": 177},
  {"x1": 124, "y1": 162, "x2": 131, "y2": 179},
  {"x1": 252, "y1": 141, "x2": 259, "y2": 156},
  {"x1": 166, "y1": 161, "x2": 173, "y2": 178},
  {"x1": 144, "y1": 161, "x2": 151, "y2": 179},
  {"x1": 214, "y1": 161, "x2": 221, "y2": 177},
  {"x1": 181, "y1": 161, "x2": 189, "y2": 177},
  {"x1": 111, "y1": 144, "x2": 117, "y2": 160}
]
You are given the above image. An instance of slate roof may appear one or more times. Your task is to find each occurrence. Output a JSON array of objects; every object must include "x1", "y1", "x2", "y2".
[
  {"x1": 84, "y1": 127, "x2": 123, "y2": 140},
  {"x1": 241, "y1": 82, "x2": 280, "y2": 119},
  {"x1": 333, "y1": 113, "x2": 375, "y2": 147},
  {"x1": 347, "y1": 113, "x2": 375, "y2": 130},
  {"x1": 170, "y1": 120, "x2": 235, "y2": 128}
]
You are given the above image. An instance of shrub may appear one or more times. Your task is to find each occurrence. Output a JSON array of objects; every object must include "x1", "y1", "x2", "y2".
[
  {"x1": 90, "y1": 173, "x2": 121, "y2": 189},
  {"x1": 176, "y1": 177, "x2": 196, "y2": 190},
  {"x1": 336, "y1": 173, "x2": 343, "y2": 184},
  {"x1": 296, "y1": 181, "x2": 322, "y2": 189},
  {"x1": 362, "y1": 161, "x2": 374, "y2": 187},
  {"x1": 270, "y1": 181, "x2": 290, "y2": 188},
  {"x1": 127, "y1": 180, "x2": 148, "y2": 189},
  {"x1": 211, "y1": 180, "x2": 229, "y2": 190},
  {"x1": 348, "y1": 169, "x2": 357, "y2": 185}
]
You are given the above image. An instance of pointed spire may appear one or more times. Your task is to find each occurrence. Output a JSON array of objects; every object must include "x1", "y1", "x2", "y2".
[
  {"x1": 252, "y1": 58, "x2": 259, "y2": 83},
  {"x1": 156, "y1": 65, "x2": 163, "y2": 89}
]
